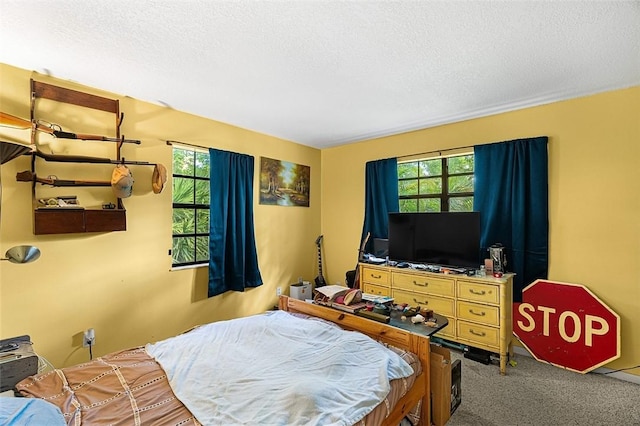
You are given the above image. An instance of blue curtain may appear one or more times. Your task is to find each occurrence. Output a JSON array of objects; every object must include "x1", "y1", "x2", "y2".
[
  {"x1": 208, "y1": 148, "x2": 263, "y2": 297},
  {"x1": 474, "y1": 137, "x2": 548, "y2": 302},
  {"x1": 361, "y1": 158, "x2": 399, "y2": 253}
]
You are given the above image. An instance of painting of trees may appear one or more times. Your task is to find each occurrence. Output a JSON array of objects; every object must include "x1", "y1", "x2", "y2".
[{"x1": 259, "y1": 157, "x2": 310, "y2": 207}]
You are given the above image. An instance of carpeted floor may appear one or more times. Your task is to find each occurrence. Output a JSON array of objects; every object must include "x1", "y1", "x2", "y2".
[{"x1": 445, "y1": 350, "x2": 640, "y2": 426}]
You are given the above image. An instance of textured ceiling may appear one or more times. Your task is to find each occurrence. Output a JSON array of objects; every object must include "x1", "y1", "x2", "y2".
[{"x1": 1, "y1": 1, "x2": 639, "y2": 148}]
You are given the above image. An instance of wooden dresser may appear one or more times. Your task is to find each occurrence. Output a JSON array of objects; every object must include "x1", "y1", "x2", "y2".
[{"x1": 360, "y1": 263, "x2": 514, "y2": 375}]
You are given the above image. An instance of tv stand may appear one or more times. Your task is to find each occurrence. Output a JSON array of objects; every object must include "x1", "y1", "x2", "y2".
[{"x1": 359, "y1": 263, "x2": 514, "y2": 375}]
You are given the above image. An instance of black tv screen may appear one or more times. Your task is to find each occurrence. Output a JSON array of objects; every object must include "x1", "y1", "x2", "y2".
[{"x1": 388, "y1": 212, "x2": 481, "y2": 269}]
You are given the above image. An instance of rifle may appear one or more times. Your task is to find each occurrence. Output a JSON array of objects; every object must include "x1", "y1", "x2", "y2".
[
  {"x1": 16, "y1": 170, "x2": 111, "y2": 187},
  {"x1": 0, "y1": 112, "x2": 140, "y2": 145},
  {"x1": 35, "y1": 121, "x2": 141, "y2": 144},
  {"x1": 35, "y1": 149, "x2": 150, "y2": 165}
]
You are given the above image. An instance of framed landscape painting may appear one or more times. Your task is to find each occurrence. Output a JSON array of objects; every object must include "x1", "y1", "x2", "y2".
[{"x1": 259, "y1": 157, "x2": 310, "y2": 207}]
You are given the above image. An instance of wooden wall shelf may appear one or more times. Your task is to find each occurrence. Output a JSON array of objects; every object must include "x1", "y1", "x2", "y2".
[
  {"x1": 34, "y1": 209, "x2": 126, "y2": 235},
  {"x1": 27, "y1": 79, "x2": 131, "y2": 235}
]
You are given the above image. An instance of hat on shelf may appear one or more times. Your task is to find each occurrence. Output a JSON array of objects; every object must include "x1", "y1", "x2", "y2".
[
  {"x1": 152, "y1": 163, "x2": 167, "y2": 194},
  {"x1": 111, "y1": 164, "x2": 134, "y2": 198}
]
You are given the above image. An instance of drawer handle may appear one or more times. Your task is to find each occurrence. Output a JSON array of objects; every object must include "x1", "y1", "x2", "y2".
[
  {"x1": 470, "y1": 329, "x2": 486, "y2": 337},
  {"x1": 413, "y1": 280, "x2": 428, "y2": 287},
  {"x1": 413, "y1": 298, "x2": 428, "y2": 305},
  {"x1": 469, "y1": 309, "x2": 486, "y2": 317},
  {"x1": 469, "y1": 289, "x2": 486, "y2": 295},
  {"x1": 371, "y1": 274, "x2": 382, "y2": 279}
]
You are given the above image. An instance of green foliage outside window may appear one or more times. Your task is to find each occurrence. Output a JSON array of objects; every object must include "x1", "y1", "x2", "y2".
[
  {"x1": 398, "y1": 154, "x2": 474, "y2": 213},
  {"x1": 172, "y1": 147, "x2": 210, "y2": 267}
]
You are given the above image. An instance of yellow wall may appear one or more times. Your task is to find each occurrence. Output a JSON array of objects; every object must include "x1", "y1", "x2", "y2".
[
  {"x1": 321, "y1": 85, "x2": 640, "y2": 376},
  {"x1": 0, "y1": 63, "x2": 321, "y2": 367}
]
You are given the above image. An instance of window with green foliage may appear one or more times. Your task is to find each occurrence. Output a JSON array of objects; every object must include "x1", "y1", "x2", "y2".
[
  {"x1": 398, "y1": 154, "x2": 474, "y2": 212},
  {"x1": 172, "y1": 146, "x2": 210, "y2": 267}
]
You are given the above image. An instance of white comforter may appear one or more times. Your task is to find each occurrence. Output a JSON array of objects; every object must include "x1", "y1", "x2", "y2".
[{"x1": 146, "y1": 310, "x2": 414, "y2": 426}]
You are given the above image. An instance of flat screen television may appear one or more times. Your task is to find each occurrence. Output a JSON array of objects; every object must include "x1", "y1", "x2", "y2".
[{"x1": 388, "y1": 212, "x2": 481, "y2": 269}]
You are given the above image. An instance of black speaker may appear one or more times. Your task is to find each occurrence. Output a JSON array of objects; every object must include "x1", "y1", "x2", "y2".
[
  {"x1": 463, "y1": 347, "x2": 491, "y2": 365},
  {"x1": 345, "y1": 269, "x2": 356, "y2": 288}
]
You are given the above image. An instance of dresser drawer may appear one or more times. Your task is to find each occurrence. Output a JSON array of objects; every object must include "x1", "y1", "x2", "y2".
[
  {"x1": 393, "y1": 272, "x2": 455, "y2": 297},
  {"x1": 457, "y1": 321, "x2": 500, "y2": 348},
  {"x1": 392, "y1": 289, "x2": 455, "y2": 317},
  {"x1": 457, "y1": 280, "x2": 500, "y2": 305},
  {"x1": 362, "y1": 283, "x2": 391, "y2": 297},
  {"x1": 361, "y1": 267, "x2": 390, "y2": 286},
  {"x1": 457, "y1": 301, "x2": 500, "y2": 326},
  {"x1": 435, "y1": 316, "x2": 456, "y2": 339}
]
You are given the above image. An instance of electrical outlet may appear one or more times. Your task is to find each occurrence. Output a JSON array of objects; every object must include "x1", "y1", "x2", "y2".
[
  {"x1": 276, "y1": 286, "x2": 282, "y2": 296},
  {"x1": 83, "y1": 328, "x2": 95, "y2": 348}
]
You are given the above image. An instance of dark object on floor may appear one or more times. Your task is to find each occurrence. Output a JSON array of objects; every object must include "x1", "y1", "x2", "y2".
[
  {"x1": 463, "y1": 347, "x2": 492, "y2": 365},
  {"x1": 450, "y1": 359, "x2": 462, "y2": 415}
]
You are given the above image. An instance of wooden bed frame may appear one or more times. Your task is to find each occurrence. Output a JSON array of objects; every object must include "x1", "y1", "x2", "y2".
[{"x1": 279, "y1": 296, "x2": 431, "y2": 426}]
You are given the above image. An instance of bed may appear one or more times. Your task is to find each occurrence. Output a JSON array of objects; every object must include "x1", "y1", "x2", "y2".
[{"x1": 11, "y1": 296, "x2": 431, "y2": 425}]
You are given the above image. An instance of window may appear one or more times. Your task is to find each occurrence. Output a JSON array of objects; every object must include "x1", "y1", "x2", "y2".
[
  {"x1": 398, "y1": 154, "x2": 474, "y2": 212},
  {"x1": 172, "y1": 146, "x2": 210, "y2": 268}
]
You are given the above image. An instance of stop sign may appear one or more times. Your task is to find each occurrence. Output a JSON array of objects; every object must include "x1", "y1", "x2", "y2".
[{"x1": 513, "y1": 279, "x2": 620, "y2": 373}]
